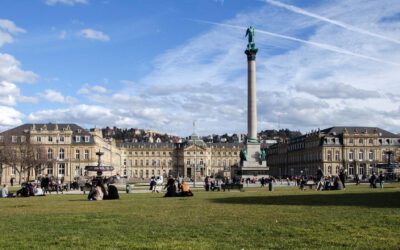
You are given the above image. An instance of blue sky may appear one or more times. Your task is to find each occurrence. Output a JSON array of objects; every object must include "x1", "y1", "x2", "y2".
[{"x1": 1, "y1": 0, "x2": 400, "y2": 136}]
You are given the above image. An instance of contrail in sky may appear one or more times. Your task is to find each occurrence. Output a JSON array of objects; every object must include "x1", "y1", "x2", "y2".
[
  {"x1": 265, "y1": 0, "x2": 400, "y2": 45},
  {"x1": 193, "y1": 19, "x2": 400, "y2": 66}
]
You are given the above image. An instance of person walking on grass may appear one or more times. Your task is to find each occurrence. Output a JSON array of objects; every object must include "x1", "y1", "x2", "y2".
[
  {"x1": 338, "y1": 168, "x2": 346, "y2": 190},
  {"x1": 369, "y1": 173, "x2": 377, "y2": 189},
  {"x1": 378, "y1": 172, "x2": 385, "y2": 189}
]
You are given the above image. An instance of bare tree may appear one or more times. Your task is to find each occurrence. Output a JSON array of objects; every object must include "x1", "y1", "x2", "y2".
[{"x1": 0, "y1": 139, "x2": 48, "y2": 184}]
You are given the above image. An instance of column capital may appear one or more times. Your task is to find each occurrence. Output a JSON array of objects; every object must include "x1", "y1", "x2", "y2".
[{"x1": 245, "y1": 48, "x2": 258, "y2": 61}]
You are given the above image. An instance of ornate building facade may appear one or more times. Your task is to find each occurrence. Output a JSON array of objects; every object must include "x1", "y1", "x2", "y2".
[
  {"x1": 0, "y1": 124, "x2": 243, "y2": 184},
  {"x1": 267, "y1": 127, "x2": 400, "y2": 178}
]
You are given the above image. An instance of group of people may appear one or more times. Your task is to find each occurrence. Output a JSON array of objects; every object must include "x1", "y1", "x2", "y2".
[
  {"x1": 87, "y1": 181, "x2": 119, "y2": 201},
  {"x1": 368, "y1": 172, "x2": 385, "y2": 189},
  {"x1": 163, "y1": 176, "x2": 193, "y2": 197},
  {"x1": 39, "y1": 175, "x2": 65, "y2": 194},
  {"x1": 1, "y1": 182, "x2": 45, "y2": 198},
  {"x1": 149, "y1": 176, "x2": 163, "y2": 193}
]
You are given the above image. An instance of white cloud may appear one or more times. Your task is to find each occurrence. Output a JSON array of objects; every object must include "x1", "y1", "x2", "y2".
[
  {"x1": 0, "y1": 81, "x2": 19, "y2": 106},
  {"x1": 295, "y1": 82, "x2": 379, "y2": 99},
  {"x1": 0, "y1": 19, "x2": 26, "y2": 34},
  {"x1": 44, "y1": 0, "x2": 88, "y2": 6},
  {"x1": 0, "y1": 53, "x2": 38, "y2": 83},
  {"x1": 40, "y1": 89, "x2": 65, "y2": 103},
  {"x1": 79, "y1": 28, "x2": 110, "y2": 42},
  {"x1": 0, "y1": 19, "x2": 25, "y2": 47},
  {"x1": 78, "y1": 83, "x2": 108, "y2": 94},
  {"x1": 0, "y1": 106, "x2": 23, "y2": 131}
]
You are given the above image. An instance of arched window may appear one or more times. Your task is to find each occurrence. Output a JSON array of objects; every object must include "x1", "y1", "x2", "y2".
[
  {"x1": 335, "y1": 151, "x2": 340, "y2": 161},
  {"x1": 368, "y1": 139, "x2": 373, "y2": 144},
  {"x1": 359, "y1": 138, "x2": 364, "y2": 144},
  {"x1": 327, "y1": 150, "x2": 332, "y2": 161},
  {"x1": 336, "y1": 166, "x2": 340, "y2": 174},
  {"x1": 328, "y1": 165, "x2": 332, "y2": 175}
]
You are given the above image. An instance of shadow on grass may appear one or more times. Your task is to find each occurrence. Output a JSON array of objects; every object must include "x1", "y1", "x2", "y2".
[{"x1": 211, "y1": 191, "x2": 400, "y2": 208}]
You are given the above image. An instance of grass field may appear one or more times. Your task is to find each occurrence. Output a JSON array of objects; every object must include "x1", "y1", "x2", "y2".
[{"x1": 0, "y1": 184, "x2": 399, "y2": 250}]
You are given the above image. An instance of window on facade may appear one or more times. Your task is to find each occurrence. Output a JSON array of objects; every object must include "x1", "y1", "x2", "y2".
[
  {"x1": 146, "y1": 160, "x2": 149, "y2": 166},
  {"x1": 369, "y1": 150, "x2": 374, "y2": 161},
  {"x1": 59, "y1": 148, "x2": 65, "y2": 160},
  {"x1": 59, "y1": 136, "x2": 64, "y2": 142},
  {"x1": 76, "y1": 136, "x2": 81, "y2": 143},
  {"x1": 75, "y1": 166, "x2": 81, "y2": 176},
  {"x1": 47, "y1": 164, "x2": 53, "y2": 175},
  {"x1": 349, "y1": 138, "x2": 354, "y2": 144},
  {"x1": 335, "y1": 151, "x2": 340, "y2": 161},
  {"x1": 349, "y1": 150, "x2": 354, "y2": 161},
  {"x1": 11, "y1": 136, "x2": 17, "y2": 143},
  {"x1": 85, "y1": 136, "x2": 90, "y2": 142},
  {"x1": 328, "y1": 165, "x2": 332, "y2": 175},
  {"x1": 47, "y1": 148, "x2": 53, "y2": 160},
  {"x1": 48, "y1": 136, "x2": 53, "y2": 142},
  {"x1": 382, "y1": 151, "x2": 386, "y2": 161},
  {"x1": 124, "y1": 159, "x2": 127, "y2": 166},
  {"x1": 135, "y1": 170, "x2": 138, "y2": 176},
  {"x1": 0, "y1": 136, "x2": 3, "y2": 142},
  {"x1": 21, "y1": 136, "x2": 26, "y2": 143},
  {"x1": 186, "y1": 160, "x2": 191, "y2": 165},
  {"x1": 36, "y1": 136, "x2": 41, "y2": 142},
  {"x1": 359, "y1": 150, "x2": 364, "y2": 161},
  {"x1": 359, "y1": 139, "x2": 364, "y2": 144},
  {"x1": 145, "y1": 170, "x2": 149, "y2": 178},
  {"x1": 11, "y1": 166, "x2": 16, "y2": 175},
  {"x1": 84, "y1": 150, "x2": 89, "y2": 160},
  {"x1": 369, "y1": 139, "x2": 373, "y2": 144},
  {"x1": 58, "y1": 163, "x2": 65, "y2": 175},
  {"x1": 348, "y1": 165, "x2": 354, "y2": 175},
  {"x1": 327, "y1": 151, "x2": 332, "y2": 161},
  {"x1": 75, "y1": 149, "x2": 80, "y2": 160},
  {"x1": 359, "y1": 165, "x2": 365, "y2": 175},
  {"x1": 140, "y1": 160, "x2": 143, "y2": 166}
]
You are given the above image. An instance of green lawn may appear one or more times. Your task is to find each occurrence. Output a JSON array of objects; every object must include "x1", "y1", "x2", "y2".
[{"x1": 0, "y1": 184, "x2": 399, "y2": 250}]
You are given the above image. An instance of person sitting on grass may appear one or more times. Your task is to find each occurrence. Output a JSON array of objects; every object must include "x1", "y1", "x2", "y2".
[
  {"x1": 1, "y1": 184, "x2": 9, "y2": 198},
  {"x1": 164, "y1": 177, "x2": 177, "y2": 197},
  {"x1": 180, "y1": 181, "x2": 193, "y2": 197},
  {"x1": 105, "y1": 183, "x2": 119, "y2": 200},
  {"x1": 88, "y1": 183, "x2": 105, "y2": 201}
]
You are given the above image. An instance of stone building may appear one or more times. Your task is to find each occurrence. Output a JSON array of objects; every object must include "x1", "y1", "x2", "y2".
[
  {"x1": 267, "y1": 127, "x2": 400, "y2": 178},
  {"x1": 0, "y1": 123, "x2": 120, "y2": 184},
  {"x1": 0, "y1": 124, "x2": 244, "y2": 184},
  {"x1": 118, "y1": 133, "x2": 242, "y2": 181}
]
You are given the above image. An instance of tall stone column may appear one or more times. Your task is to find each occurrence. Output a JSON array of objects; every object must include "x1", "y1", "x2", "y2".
[
  {"x1": 245, "y1": 49, "x2": 258, "y2": 143},
  {"x1": 238, "y1": 26, "x2": 268, "y2": 178}
]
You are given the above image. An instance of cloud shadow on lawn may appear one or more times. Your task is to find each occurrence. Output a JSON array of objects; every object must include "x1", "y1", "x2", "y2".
[{"x1": 211, "y1": 191, "x2": 400, "y2": 208}]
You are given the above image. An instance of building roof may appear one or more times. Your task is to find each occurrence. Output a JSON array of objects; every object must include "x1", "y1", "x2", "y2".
[
  {"x1": 320, "y1": 126, "x2": 400, "y2": 138},
  {"x1": 0, "y1": 123, "x2": 91, "y2": 135},
  {"x1": 0, "y1": 123, "x2": 94, "y2": 144}
]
